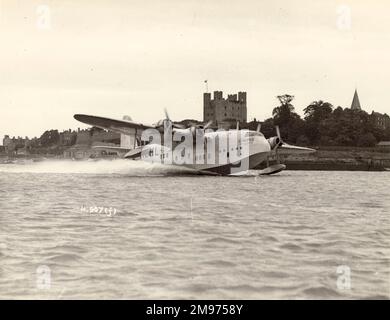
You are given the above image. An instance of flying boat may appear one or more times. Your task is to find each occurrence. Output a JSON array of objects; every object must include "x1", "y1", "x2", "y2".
[{"x1": 74, "y1": 110, "x2": 315, "y2": 175}]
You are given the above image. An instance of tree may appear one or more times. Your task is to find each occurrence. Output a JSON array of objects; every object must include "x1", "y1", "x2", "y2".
[
  {"x1": 357, "y1": 132, "x2": 377, "y2": 147},
  {"x1": 272, "y1": 94, "x2": 295, "y2": 125},
  {"x1": 303, "y1": 100, "x2": 333, "y2": 145},
  {"x1": 296, "y1": 134, "x2": 310, "y2": 146},
  {"x1": 264, "y1": 95, "x2": 389, "y2": 147},
  {"x1": 303, "y1": 100, "x2": 333, "y2": 122},
  {"x1": 90, "y1": 126, "x2": 104, "y2": 136},
  {"x1": 271, "y1": 94, "x2": 305, "y2": 143},
  {"x1": 39, "y1": 130, "x2": 59, "y2": 147},
  {"x1": 260, "y1": 117, "x2": 275, "y2": 138}
]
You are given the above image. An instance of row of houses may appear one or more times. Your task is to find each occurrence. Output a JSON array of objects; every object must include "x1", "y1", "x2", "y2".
[{"x1": 1, "y1": 127, "x2": 120, "y2": 157}]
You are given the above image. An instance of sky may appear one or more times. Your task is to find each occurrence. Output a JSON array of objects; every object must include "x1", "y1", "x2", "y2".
[{"x1": 1, "y1": 0, "x2": 390, "y2": 143}]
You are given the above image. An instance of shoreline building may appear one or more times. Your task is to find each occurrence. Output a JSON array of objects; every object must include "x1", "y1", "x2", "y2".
[
  {"x1": 203, "y1": 91, "x2": 247, "y2": 128},
  {"x1": 350, "y1": 89, "x2": 390, "y2": 130},
  {"x1": 371, "y1": 111, "x2": 390, "y2": 130},
  {"x1": 2, "y1": 135, "x2": 32, "y2": 155}
]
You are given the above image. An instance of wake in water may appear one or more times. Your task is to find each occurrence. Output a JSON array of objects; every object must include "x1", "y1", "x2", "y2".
[{"x1": 0, "y1": 159, "x2": 200, "y2": 176}]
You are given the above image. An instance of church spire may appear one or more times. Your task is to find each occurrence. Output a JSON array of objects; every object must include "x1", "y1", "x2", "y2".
[{"x1": 351, "y1": 89, "x2": 361, "y2": 110}]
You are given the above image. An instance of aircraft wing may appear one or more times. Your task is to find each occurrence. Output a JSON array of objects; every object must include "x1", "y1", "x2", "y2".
[
  {"x1": 74, "y1": 114, "x2": 155, "y2": 135},
  {"x1": 278, "y1": 144, "x2": 316, "y2": 154}
]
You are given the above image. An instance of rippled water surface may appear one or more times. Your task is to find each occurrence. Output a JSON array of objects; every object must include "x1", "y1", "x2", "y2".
[{"x1": 0, "y1": 160, "x2": 389, "y2": 299}]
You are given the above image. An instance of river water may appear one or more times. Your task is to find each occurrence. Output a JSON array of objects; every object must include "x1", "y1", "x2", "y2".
[{"x1": 0, "y1": 160, "x2": 389, "y2": 299}]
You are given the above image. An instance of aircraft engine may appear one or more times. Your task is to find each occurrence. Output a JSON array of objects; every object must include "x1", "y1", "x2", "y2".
[{"x1": 268, "y1": 136, "x2": 283, "y2": 150}]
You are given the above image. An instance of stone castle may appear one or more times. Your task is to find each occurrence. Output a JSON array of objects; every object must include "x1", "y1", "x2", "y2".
[{"x1": 203, "y1": 91, "x2": 247, "y2": 127}]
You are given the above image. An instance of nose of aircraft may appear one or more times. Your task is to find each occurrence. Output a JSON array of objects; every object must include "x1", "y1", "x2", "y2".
[{"x1": 251, "y1": 134, "x2": 271, "y2": 154}]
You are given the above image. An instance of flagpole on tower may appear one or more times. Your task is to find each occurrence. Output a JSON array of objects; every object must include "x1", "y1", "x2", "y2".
[{"x1": 204, "y1": 80, "x2": 208, "y2": 93}]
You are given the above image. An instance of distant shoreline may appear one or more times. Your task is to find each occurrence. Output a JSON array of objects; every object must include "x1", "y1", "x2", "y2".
[
  {"x1": 258, "y1": 148, "x2": 390, "y2": 171},
  {"x1": 283, "y1": 161, "x2": 387, "y2": 171}
]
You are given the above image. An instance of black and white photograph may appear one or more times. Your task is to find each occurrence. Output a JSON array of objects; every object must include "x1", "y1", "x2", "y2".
[{"x1": 0, "y1": 0, "x2": 389, "y2": 304}]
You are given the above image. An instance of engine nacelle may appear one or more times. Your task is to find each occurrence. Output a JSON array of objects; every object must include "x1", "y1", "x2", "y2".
[{"x1": 268, "y1": 136, "x2": 283, "y2": 149}]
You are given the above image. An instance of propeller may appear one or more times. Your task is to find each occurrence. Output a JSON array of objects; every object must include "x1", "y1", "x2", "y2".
[
  {"x1": 275, "y1": 125, "x2": 282, "y2": 164},
  {"x1": 267, "y1": 125, "x2": 284, "y2": 150},
  {"x1": 276, "y1": 125, "x2": 281, "y2": 140},
  {"x1": 194, "y1": 120, "x2": 212, "y2": 130},
  {"x1": 157, "y1": 108, "x2": 185, "y2": 131},
  {"x1": 190, "y1": 120, "x2": 213, "y2": 138},
  {"x1": 163, "y1": 108, "x2": 173, "y2": 130},
  {"x1": 275, "y1": 125, "x2": 284, "y2": 147},
  {"x1": 203, "y1": 120, "x2": 213, "y2": 130},
  {"x1": 164, "y1": 108, "x2": 170, "y2": 122}
]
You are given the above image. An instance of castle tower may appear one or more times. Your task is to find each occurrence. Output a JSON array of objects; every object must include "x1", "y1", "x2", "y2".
[
  {"x1": 203, "y1": 90, "x2": 247, "y2": 125},
  {"x1": 203, "y1": 92, "x2": 213, "y2": 123},
  {"x1": 351, "y1": 89, "x2": 362, "y2": 111}
]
